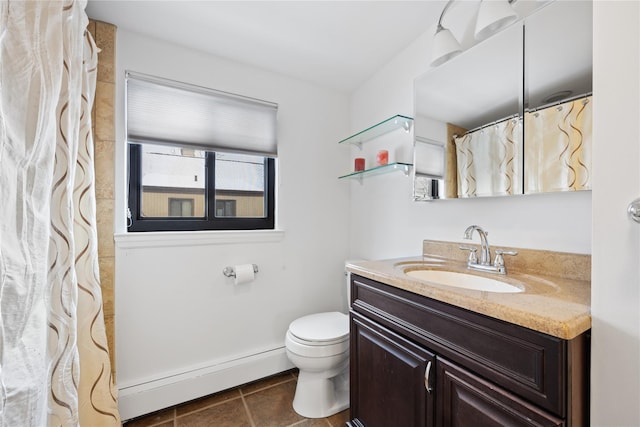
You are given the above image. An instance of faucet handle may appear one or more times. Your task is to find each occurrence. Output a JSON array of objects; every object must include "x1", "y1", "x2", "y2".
[
  {"x1": 459, "y1": 245, "x2": 478, "y2": 263},
  {"x1": 494, "y1": 249, "x2": 517, "y2": 268}
]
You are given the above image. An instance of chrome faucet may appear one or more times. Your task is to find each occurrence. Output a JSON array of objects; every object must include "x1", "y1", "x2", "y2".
[
  {"x1": 463, "y1": 225, "x2": 491, "y2": 265},
  {"x1": 460, "y1": 225, "x2": 517, "y2": 274}
]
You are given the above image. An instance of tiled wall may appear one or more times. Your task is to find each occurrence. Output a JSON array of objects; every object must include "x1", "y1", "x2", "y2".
[{"x1": 87, "y1": 19, "x2": 117, "y2": 377}]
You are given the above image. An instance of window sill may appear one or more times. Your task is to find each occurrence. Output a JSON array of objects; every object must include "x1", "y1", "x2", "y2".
[{"x1": 114, "y1": 229, "x2": 285, "y2": 249}]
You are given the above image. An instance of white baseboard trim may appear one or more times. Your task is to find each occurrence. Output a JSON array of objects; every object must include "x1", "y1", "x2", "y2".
[{"x1": 118, "y1": 347, "x2": 294, "y2": 421}]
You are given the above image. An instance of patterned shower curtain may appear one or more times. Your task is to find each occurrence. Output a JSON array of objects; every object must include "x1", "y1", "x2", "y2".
[
  {"x1": 0, "y1": 1, "x2": 120, "y2": 425},
  {"x1": 524, "y1": 96, "x2": 593, "y2": 193},
  {"x1": 454, "y1": 116, "x2": 523, "y2": 198}
]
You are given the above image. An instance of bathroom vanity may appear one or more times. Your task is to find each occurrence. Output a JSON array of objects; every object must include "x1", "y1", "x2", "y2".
[{"x1": 346, "y1": 241, "x2": 591, "y2": 427}]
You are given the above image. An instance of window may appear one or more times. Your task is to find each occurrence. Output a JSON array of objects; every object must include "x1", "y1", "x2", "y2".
[
  {"x1": 128, "y1": 143, "x2": 275, "y2": 231},
  {"x1": 126, "y1": 72, "x2": 277, "y2": 232},
  {"x1": 216, "y1": 200, "x2": 236, "y2": 217},
  {"x1": 168, "y1": 199, "x2": 194, "y2": 217}
]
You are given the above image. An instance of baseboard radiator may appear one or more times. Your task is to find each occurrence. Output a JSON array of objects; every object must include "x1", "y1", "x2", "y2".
[{"x1": 118, "y1": 347, "x2": 293, "y2": 421}]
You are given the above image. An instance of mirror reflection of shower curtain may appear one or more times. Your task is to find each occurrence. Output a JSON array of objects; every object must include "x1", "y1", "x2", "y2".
[
  {"x1": 454, "y1": 117, "x2": 523, "y2": 197},
  {"x1": 525, "y1": 96, "x2": 592, "y2": 193}
]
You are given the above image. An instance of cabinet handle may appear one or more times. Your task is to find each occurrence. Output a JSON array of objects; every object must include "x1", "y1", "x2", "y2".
[{"x1": 424, "y1": 361, "x2": 433, "y2": 393}]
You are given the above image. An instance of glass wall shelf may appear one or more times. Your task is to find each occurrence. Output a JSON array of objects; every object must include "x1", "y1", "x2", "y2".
[
  {"x1": 339, "y1": 162, "x2": 412, "y2": 183},
  {"x1": 338, "y1": 114, "x2": 413, "y2": 149}
]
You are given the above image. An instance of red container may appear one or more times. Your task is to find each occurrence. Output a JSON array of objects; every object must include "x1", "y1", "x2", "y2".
[
  {"x1": 354, "y1": 158, "x2": 366, "y2": 171},
  {"x1": 376, "y1": 150, "x2": 389, "y2": 166}
]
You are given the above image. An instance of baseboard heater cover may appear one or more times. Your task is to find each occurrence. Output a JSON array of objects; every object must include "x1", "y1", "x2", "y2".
[{"x1": 118, "y1": 347, "x2": 293, "y2": 421}]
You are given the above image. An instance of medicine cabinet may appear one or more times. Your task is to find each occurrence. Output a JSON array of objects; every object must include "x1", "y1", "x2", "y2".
[{"x1": 413, "y1": 0, "x2": 592, "y2": 200}]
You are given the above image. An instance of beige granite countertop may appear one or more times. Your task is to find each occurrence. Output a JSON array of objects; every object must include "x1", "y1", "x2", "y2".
[{"x1": 346, "y1": 241, "x2": 591, "y2": 340}]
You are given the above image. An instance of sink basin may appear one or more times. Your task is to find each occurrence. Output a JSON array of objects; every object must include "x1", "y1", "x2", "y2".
[{"x1": 405, "y1": 269, "x2": 523, "y2": 293}]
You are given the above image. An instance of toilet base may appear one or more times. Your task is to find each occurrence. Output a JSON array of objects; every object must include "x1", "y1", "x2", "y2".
[{"x1": 292, "y1": 367, "x2": 349, "y2": 418}]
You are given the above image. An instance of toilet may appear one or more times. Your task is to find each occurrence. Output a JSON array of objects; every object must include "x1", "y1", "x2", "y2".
[{"x1": 285, "y1": 311, "x2": 350, "y2": 418}]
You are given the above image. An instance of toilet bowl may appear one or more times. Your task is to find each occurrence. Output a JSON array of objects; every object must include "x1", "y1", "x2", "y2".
[{"x1": 285, "y1": 311, "x2": 350, "y2": 418}]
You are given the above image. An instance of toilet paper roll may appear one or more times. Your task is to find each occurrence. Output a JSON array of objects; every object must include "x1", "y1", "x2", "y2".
[{"x1": 234, "y1": 264, "x2": 255, "y2": 285}]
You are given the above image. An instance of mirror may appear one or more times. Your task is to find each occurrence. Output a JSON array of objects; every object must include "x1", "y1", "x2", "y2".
[
  {"x1": 414, "y1": 22, "x2": 523, "y2": 200},
  {"x1": 524, "y1": 1, "x2": 593, "y2": 194},
  {"x1": 413, "y1": 0, "x2": 593, "y2": 201}
]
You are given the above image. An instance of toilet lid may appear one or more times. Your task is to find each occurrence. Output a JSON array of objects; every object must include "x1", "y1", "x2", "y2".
[{"x1": 289, "y1": 312, "x2": 349, "y2": 343}]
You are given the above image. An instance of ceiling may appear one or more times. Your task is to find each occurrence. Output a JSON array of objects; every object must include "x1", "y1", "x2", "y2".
[{"x1": 85, "y1": 1, "x2": 446, "y2": 93}]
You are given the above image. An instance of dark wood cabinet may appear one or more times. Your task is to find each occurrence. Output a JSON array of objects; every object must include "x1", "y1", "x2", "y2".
[
  {"x1": 348, "y1": 274, "x2": 589, "y2": 427},
  {"x1": 437, "y1": 358, "x2": 563, "y2": 427},
  {"x1": 350, "y1": 313, "x2": 435, "y2": 427}
]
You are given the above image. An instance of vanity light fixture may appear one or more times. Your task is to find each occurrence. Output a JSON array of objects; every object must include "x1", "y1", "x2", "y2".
[
  {"x1": 430, "y1": 0, "x2": 462, "y2": 67},
  {"x1": 474, "y1": 0, "x2": 518, "y2": 41},
  {"x1": 432, "y1": 0, "x2": 519, "y2": 67}
]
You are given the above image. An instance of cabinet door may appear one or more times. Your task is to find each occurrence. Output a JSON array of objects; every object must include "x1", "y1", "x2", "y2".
[
  {"x1": 436, "y1": 358, "x2": 564, "y2": 427},
  {"x1": 350, "y1": 313, "x2": 435, "y2": 427}
]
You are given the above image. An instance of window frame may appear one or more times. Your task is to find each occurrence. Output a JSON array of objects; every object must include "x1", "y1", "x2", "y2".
[{"x1": 128, "y1": 143, "x2": 275, "y2": 232}]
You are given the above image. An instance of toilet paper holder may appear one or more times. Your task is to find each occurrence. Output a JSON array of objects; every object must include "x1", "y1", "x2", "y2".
[{"x1": 223, "y1": 264, "x2": 259, "y2": 278}]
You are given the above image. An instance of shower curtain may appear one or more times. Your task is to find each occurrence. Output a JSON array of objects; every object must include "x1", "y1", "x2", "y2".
[
  {"x1": 524, "y1": 96, "x2": 593, "y2": 193},
  {"x1": 454, "y1": 116, "x2": 523, "y2": 198},
  {"x1": 0, "y1": 1, "x2": 120, "y2": 425}
]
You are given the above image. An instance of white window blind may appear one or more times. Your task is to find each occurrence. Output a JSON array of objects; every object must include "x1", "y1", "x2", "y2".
[{"x1": 126, "y1": 71, "x2": 278, "y2": 157}]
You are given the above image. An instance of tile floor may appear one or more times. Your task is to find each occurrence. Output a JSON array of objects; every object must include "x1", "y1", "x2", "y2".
[{"x1": 123, "y1": 370, "x2": 350, "y2": 427}]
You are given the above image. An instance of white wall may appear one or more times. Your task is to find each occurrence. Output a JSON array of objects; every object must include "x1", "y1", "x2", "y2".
[
  {"x1": 348, "y1": 24, "x2": 591, "y2": 261},
  {"x1": 113, "y1": 30, "x2": 350, "y2": 419},
  {"x1": 591, "y1": 1, "x2": 640, "y2": 425}
]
